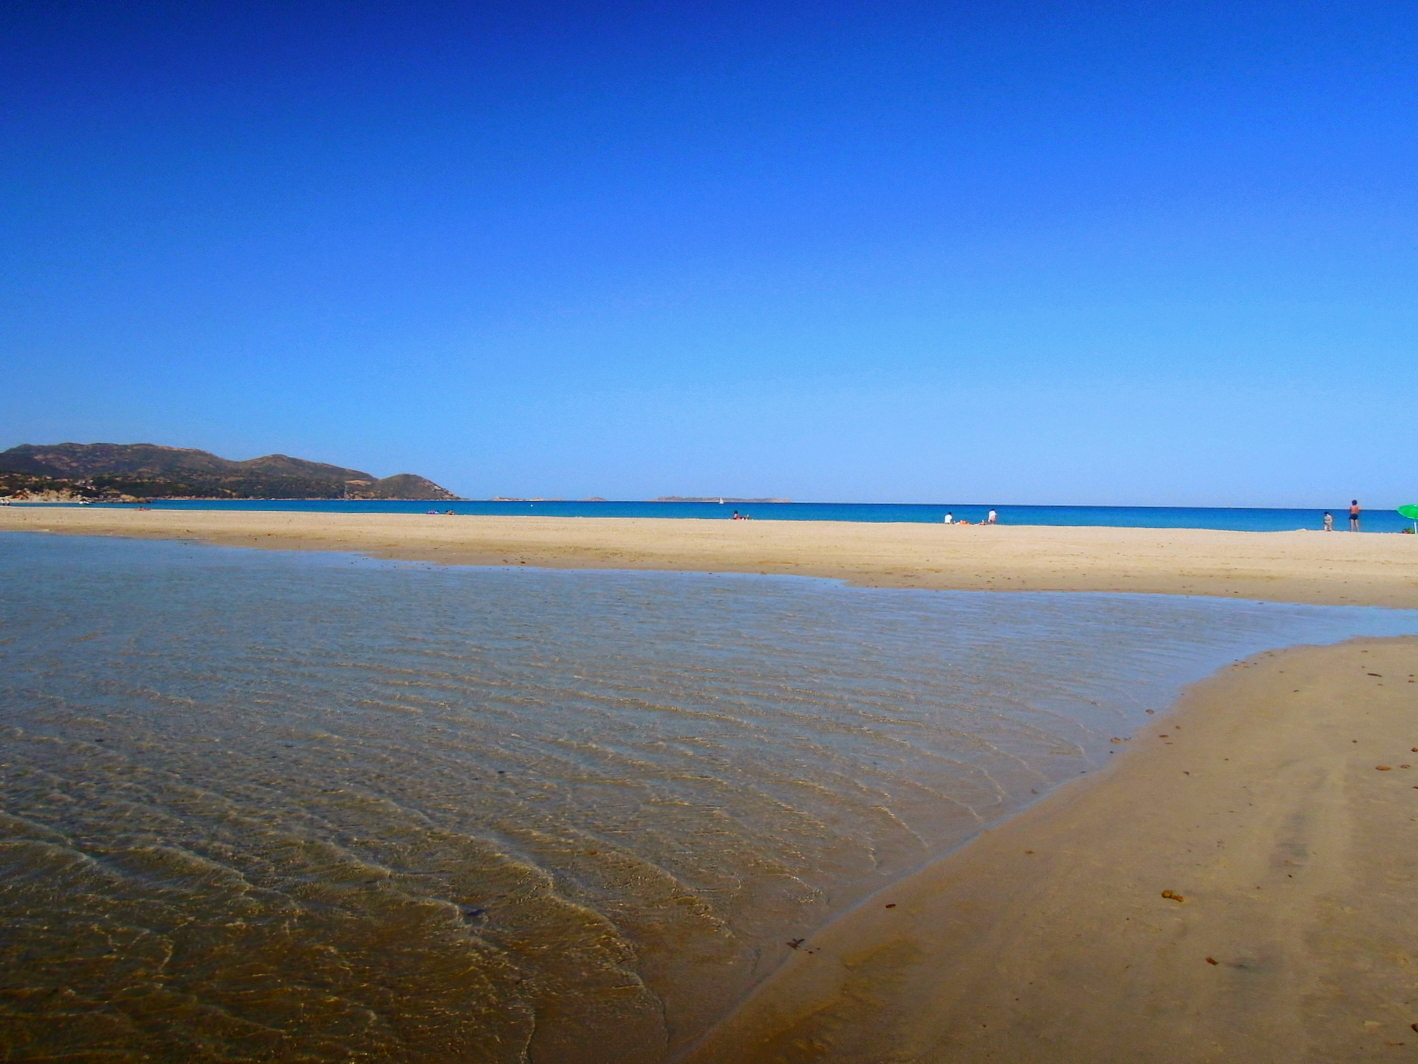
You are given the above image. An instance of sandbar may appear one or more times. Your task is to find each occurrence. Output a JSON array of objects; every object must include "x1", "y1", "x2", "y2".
[{"x1": 2, "y1": 507, "x2": 1417, "y2": 608}]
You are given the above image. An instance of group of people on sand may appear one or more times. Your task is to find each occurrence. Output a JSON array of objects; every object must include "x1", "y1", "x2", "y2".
[
  {"x1": 943, "y1": 509, "x2": 997, "y2": 525},
  {"x1": 1321, "y1": 501, "x2": 1362, "y2": 531}
]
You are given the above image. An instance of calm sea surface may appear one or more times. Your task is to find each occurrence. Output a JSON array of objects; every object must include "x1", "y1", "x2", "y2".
[
  {"x1": 50, "y1": 497, "x2": 1417, "y2": 533},
  {"x1": 3, "y1": 533, "x2": 1416, "y2": 1062}
]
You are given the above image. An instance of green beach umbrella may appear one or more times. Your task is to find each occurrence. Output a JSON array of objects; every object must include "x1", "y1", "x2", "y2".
[{"x1": 1398, "y1": 504, "x2": 1418, "y2": 532}]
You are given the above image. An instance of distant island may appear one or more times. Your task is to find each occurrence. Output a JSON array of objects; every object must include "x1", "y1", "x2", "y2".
[
  {"x1": 0, "y1": 443, "x2": 460, "y2": 502},
  {"x1": 652, "y1": 496, "x2": 792, "y2": 503}
]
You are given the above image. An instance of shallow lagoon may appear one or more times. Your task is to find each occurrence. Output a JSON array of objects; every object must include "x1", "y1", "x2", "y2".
[{"x1": 2, "y1": 533, "x2": 1416, "y2": 1061}]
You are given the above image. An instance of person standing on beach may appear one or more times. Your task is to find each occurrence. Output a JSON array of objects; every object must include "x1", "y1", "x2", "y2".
[
  {"x1": 1350, "y1": 500, "x2": 1361, "y2": 531},
  {"x1": 1323, "y1": 511, "x2": 1333, "y2": 531}
]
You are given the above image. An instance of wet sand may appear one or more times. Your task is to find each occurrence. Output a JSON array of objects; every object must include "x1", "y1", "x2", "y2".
[
  {"x1": 682, "y1": 637, "x2": 1418, "y2": 1064},
  {"x1": 2, "y1": 507, "x2": 1417, "y2": 607}
]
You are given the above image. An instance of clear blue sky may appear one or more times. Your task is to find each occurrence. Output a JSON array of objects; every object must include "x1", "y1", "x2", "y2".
[{"x1": 3, "y1": 0, "x2": 1415, "y2": 505}]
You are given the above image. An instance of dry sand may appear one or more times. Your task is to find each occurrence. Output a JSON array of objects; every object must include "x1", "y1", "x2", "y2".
[
  {"x1": 682, "y1": 637, "x2": 1418, "y2": 1064},
  {"x1": 5, "y1": 507, "x2": 1417, "y2": 1060},
  {"x1": 2, "y1": 506, "x2": 1417, "y2": 607}
]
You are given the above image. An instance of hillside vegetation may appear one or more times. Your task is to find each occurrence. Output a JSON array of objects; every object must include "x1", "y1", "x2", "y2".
[{"x1": 0, "y1": 443, "x2": 459, "y2": 501}]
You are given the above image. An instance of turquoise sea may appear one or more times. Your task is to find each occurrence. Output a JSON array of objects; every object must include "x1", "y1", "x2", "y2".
[
  {"x1": 57, "y1": 498, "x2": 1414, "y2": 533},
  {"x1": 2, "y1": 532, "x2": 1416, "y2": 1062}
]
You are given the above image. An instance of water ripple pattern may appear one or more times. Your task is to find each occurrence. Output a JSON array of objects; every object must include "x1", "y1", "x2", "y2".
[{"x1": 2, "y1": 533, "x2": 1415, "y2": 1062}]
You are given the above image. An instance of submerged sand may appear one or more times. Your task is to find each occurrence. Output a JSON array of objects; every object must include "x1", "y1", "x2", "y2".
[
  {"x1": 5, "y1": 508, "x2": 1417, "y2": 1060},
  {"x1": 1, "y1": 507, "x2": 1417, "y2": 607}
]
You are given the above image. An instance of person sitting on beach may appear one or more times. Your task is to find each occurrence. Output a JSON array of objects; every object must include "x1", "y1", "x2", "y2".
[
  {"x1": 732, "y1": 510, "x2": 741, "y2": 520},
  {"x1": 943, "y1": 512, "x2": 954, "y2": 524},
  {"x1": 987, "y1": 509, "x2": 997, "y2": 524},
  {"x1": 1323, "y1": 511, "x2": 1333, "y2": 531}
]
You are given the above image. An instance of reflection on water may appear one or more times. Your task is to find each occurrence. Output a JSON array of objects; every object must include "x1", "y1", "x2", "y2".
[{"x1": 2, "y1": 534, "x2": 1415, "y2": 1062}]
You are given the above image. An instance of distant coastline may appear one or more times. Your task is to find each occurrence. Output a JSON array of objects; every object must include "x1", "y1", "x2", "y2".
[
  {"x1": 651, "y1": 495, "x2": 792, "y2": 503},
  {"x1": 0, "y1": 442, "x2": 459, "y2": 502}
]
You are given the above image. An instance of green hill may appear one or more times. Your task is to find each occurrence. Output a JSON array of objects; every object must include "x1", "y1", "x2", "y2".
[{"x1": 0, "y1": 443, "x2": 460, "y2": 501}]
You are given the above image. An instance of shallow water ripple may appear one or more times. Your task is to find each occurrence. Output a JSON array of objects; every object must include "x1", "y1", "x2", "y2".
[{"x1": 2, "y1": 534, "x2": 1415, "y2": 1062}]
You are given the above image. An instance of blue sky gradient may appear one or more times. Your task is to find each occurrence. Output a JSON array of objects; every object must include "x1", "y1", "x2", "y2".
[{"x1": 4, "y1": 1, "x2": 1415, "y2": 504}]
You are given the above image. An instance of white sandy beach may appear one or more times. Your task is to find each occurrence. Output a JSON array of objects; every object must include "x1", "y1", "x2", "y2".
[{"x1": 2, "y1": 507, "x2": 1417, "y2": 607}]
